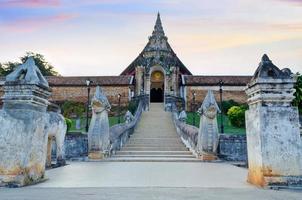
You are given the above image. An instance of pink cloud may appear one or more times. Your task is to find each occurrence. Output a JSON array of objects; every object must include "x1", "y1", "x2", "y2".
[
  {"x1": 3, "y1": 13, "x2": 77, "y2": 33},
  {"x1": 1, "y1": 0, "x2": 61, "y2": 8}
]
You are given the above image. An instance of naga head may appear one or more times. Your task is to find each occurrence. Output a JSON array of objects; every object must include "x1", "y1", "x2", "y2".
[
  {"x1": 124, "y1": 111, "x2": 134, "y2": 123},
  {"x1": 91, "y1": 86, "x2": 111, "y2": 113},
  {"x1": 178, "y1": 110, "x2": 187, "y2": 122},
  {"x1": 197, "y1": 90, "x2": 220, "y2": 119}
]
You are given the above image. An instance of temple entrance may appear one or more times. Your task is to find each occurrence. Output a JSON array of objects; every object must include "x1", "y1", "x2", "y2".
[{"x1": 150, "y1": 71, "x2": 164, "y2": 102}]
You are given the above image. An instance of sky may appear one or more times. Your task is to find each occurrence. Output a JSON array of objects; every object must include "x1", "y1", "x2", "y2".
[{"x1": 0, "y1": 0, "x2": 301, "y2": 76}]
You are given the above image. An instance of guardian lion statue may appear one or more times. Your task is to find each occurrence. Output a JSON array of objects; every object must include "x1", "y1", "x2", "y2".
[{"x1": 46, "y1": 103, "x2": 67, "y2": 167}]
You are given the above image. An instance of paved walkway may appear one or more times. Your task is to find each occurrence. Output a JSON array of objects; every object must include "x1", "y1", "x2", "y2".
[
  {"x1": 1, "y1": 188, "x2": 301, "y2": 200},
  {"x1": 33, "y1": 161, "x2": 250, "y2": 188}
]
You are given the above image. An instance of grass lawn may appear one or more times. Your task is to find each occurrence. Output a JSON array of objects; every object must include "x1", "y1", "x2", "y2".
[
  {"x1": 68, "y1": 116, "x2": 124, "y2": 132},
  {"x1": 186, "y1": 112, "x2": 246, "y2": 135}
]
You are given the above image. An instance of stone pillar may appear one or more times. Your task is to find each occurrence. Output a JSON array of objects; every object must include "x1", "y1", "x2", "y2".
[
  {"x1": 171, "y1": 66, "x2": 179, "y2": 96},
  {"x1": 135, "y1": 66, "x2": 144, "y2": 95},
  {"x1": 88, "y1": 86, "x2": 111, "y2": 160},
  {"x1": 197, "y1": 90, "x2": 220, "y2": 160},
  {"x1": 145, "y1": 73, "x2": 150, "y2": 96},
  {"x1": 245, "y1": 54, "x2": 302, "y2": 187},
  {"x1": 0, "y1": 57, "x2": 51, "y2": 187}
]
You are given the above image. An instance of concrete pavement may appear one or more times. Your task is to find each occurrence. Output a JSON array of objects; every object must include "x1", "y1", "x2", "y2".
[
  {"x1": 1, "y1": 187, "x2": 301, "y2": 200},
  {"x1": 31, "y1": 161, "x2": 250, "y2": 188}
]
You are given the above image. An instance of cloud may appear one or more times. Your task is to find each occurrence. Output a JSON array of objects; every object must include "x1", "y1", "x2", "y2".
[
  {"x1": 2, "y1": 13, "x2": 77, "y2": 32},
  {"x1": 0, "y1": 0, "x2": 61, "y2": 8}
]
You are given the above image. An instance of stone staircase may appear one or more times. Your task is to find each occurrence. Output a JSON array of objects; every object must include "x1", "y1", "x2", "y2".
[{"x1": 108, "y1": 103, "x2": 200, "y2": 162}]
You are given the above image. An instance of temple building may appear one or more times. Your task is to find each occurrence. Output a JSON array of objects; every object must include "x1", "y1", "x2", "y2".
[
  {"x1": 0, "y1": 13, "x2": 251, "y2": 109},
  {"x1": 121, "y1": 13, "x2": 192, "y2": 103}
]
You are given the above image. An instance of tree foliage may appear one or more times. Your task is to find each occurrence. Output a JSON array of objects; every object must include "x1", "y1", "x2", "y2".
[
  {"x1": 227, "y1": 106, "x2": 247, "y2": 128},
  {"x1": 64, "y1": 118, "x2": 72, "y2": 132},
  {"x1": 222, "y1": 100, "x2": 239, "y2": 113},
  {"x1": 61, "y1": 101, "x2": 85, "y2": 118},
  {"x1": 0, "y1": 52, "x2": 59, "y2": 76},
  {"x1": 293, "y1": 74, "x2": 302, "y2": 114}
]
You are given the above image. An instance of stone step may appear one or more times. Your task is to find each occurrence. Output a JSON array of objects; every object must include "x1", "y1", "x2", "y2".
[
  {"x1": 122, "y1": 147, "x2": 188, "y2": 151},
  {"x1": 115, "y1": 151, "x2": 193, "y2": 155},
  {"x1": 104, "y1": 157, "x2": 201, "y2": 162},
  {"x1": 129, "y1": 138, "x2": 182, "y2": 142},
  {"x1": 127, "y1": 143, "x2": 184, "y2": 146},
  {"x1": 113, "y1": 103, "x2": 194, "y2": 162},
  {"x1": 131, "y1": 135, "x2": 179, "y2": 138},
  {"x1": 125, "y1": 144, "x2": 184, "y2": 148},
  {"x1": 131, "y1": 134, "x2": 178, "y2": 136},
  {"x1": 112, "y1": 154, "x2": 195, "y2": 158}
]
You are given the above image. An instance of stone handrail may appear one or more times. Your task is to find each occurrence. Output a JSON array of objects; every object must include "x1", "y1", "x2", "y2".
[
  {"x1": 172, "y1": 108, "x2": 199, "y2": 155},
  {"x1": 109, "y1": 95, "x2": 148, "y2": 155},
  {"x1": 165, "y1": 94, "x2": 185, "y2": 111}
]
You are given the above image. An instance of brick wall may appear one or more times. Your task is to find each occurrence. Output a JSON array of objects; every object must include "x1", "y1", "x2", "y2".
[
  {"x1": 185, "y1": 86, "x2": 247, "y2": 111},
  {"x1": 0, "y1": 85, "x2": 131, "y2": 107},
  {"x1": 49, "y1": 86, "x2": 130, "y2": 106}
]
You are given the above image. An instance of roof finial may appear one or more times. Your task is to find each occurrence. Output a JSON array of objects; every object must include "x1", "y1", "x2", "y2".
[
  {"x1": 152, "y1": 12, "x2": 165, "y2": 36},
  {"x1": 261, "y1": 54, "x2": 271, "y2": 63}
]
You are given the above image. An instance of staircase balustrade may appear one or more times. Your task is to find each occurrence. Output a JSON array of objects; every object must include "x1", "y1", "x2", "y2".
[
  {"x1": 109, "y1": 95, "x2": 148, "y2": 155},
  {"x1": 171, "y1": 103, "x2": 199, "y2": 155}
]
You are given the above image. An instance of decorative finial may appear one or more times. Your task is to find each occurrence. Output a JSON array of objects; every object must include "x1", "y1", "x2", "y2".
[
  {"x1": 261, "y1": 54, "x2": 271, "y2": 63},
  {"x1": 152, "y1": 12, "x2": 165, "y2": 36}
]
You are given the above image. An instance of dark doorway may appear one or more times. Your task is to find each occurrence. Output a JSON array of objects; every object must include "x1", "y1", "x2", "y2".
[
  {"x1": 150, "y1": 71, "x2": 164, "y2": 103},
  {"x1": 150, "y1": 87, "x2": 163, "y2": 102}
]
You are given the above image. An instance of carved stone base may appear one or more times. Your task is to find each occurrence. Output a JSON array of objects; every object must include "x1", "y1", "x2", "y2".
[
  {"x1": 198, "y1": 152, "x2": 217, "y2": 161},
  {"x1": 248, "y1": 171, "x2": 302, "y2": 188},
  {"x1": 0, "y1": 168, "x2": 46, "y2": 187},
  {"x1": 88, "y1": 151, "x2": 105, "y2": 160}
]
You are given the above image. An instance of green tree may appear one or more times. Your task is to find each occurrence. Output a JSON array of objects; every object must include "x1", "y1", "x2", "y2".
[
  {"x1": 61, "y1": 101, "x2": 85, "y2": 118},
  {"x1": 293, "y1": 74, "x2": 302, "y2": 114},
  {"x1": 0, "y1": 52, "x2": 59, "y2": 76},
  {"x1": 0, "y1": 63, "x2": 5, "y2": 75}
]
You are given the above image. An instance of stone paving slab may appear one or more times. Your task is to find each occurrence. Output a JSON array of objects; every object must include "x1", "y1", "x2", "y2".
[
  {"x1": 0, "y1": 188, "x2": 301, "y2": 200},
  {"x1": 31, "y1": 161, "x2": 251, "y2": 188}
]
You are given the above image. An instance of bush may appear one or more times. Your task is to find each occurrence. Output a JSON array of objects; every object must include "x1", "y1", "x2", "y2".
[
  {"x1": 65, "y1": 118, "x2": 72, "y2": 132},
  {"x1": 61, "y1": 101, "x2": 85, "y2": 118},
  {"x1": 128, "y1": 100, "x2": 139, "y2": 115},
  {"x1": 222, "y1": 100, "x2": 239, "y2": 113},
  {"x1": 293, "y1": 74, "x2": 302, "y2": 114},
  {"x1": 227, "y1": 106, "x2": 247, "y2": 128}
]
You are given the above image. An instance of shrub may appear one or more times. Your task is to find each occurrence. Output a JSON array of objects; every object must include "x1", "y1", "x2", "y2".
[
  {"x1": 64, "y1": 118, "x2": 72, "y2": 132},
  {"x1": 128, "y1": 100, "x2": 139, "y2": 115},
  {"x1": 227, "y1": 106, "x2": 247, "y2": 128},
  {"x1": 222, "y1": 100, "x2": 239, "y2": 113},
  {"x1": 61, "y1": 101, "x2": 85, "y2": 118},
  {"x1": 293, "y1": 74, "x2": 302, "y2": 114}
]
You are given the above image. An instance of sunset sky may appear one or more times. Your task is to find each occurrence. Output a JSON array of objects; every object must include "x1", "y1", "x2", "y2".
[{"x1": 0, "y1": 0, "x2": 301, "y2": 76}]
